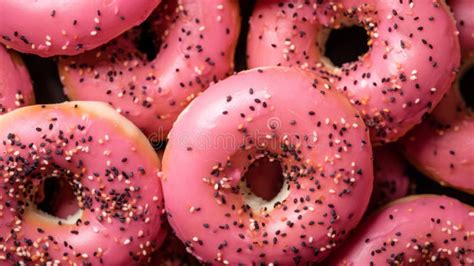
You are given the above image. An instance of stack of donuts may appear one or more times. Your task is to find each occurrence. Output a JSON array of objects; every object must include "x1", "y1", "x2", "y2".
[{"x1": 0, "y1": 0, "x2": 472, "y2": 265}]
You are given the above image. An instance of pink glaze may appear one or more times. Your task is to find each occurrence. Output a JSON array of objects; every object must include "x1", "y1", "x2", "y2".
[
  {"x1": 247, "y1": 0, "x2": 460, "y2": 144},
  {"x1": 0, "y1": 45, "x2": 34, "y2": 114},
  {"x1": 162, "y1": 67, "x2": 374, "y2": 264},
  {"x1": 59, "y1": 0, "x2": 240, "y2": 140},
  {"x1": 0, "y1": 102, "x2": 164, "y2": 265},
  {"x1": 401, "y1": 58, "x2": 474, "y2": 194},
  {"x1": 0, "y1": 0, "x2": 160, "y2": 57},
  {"x1": 449, "y1": 0, "x2": 474, "y2": 56},
  {"x1": 328, "y1": 195, "x2": 474, "y2": 265},
  {"x1": 369, "y1": 145, "x2": 411, "y2": 210}
]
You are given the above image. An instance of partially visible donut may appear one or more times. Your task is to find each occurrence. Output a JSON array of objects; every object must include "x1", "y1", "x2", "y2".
[
  {"x1": 59, "y1": 0, "x2": 241, "y2": 140},
  {"x1": 401, "y1": 57, "x2": 474, "y2": 194},
  {"x1": 0, "y1": 0, "x2": 160, "y2": 57},
  {"x1": 0, "y1": 45, "x2": 34, "y2": 114},
  {"x1": 163, "y1": 67, "x2": 374, "y2": 264},
  {"x1": 328, "y1": 195, "x2": 474, "y2": 265},
  {"x1": 449, "y1": 0, "x2": 474, "y2": 56},
  {"x1": 369, "y1": 145, "x2": 411, "y2": 210},
  {"x1": 0, "y1": 101, "x2": 165, "y2": 264},
  {"x1": 247, "y1": 0, "x2": 460, "y2": 144}
]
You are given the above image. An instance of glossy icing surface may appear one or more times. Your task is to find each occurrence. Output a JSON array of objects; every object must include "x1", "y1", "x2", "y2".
[
  {"x1": 450, "y1": 0, "x2": 474, "y2": 56},
  {"x1": 0, "y1": 45, "x2": 34, "y2": 114}
]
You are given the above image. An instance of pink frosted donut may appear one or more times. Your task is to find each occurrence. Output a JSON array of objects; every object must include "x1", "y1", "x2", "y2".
[
  {"x1": 59, "y1": 0, "x2": 240, "y2": 140},
  {"x1": 328, "y1": 195, "x2": 474, "y2": 265},
  {"x1": 247, "y1": 0, "x2": 460, "y2": 144},
  {"x1": 401, "y1": 57, "x2": 474, "y2": 194},
  {"x1": 449, "y1": 0, "x2": 474, "y2": 56},
  {"x1": 369, "y1": 145, "x2": 410, "y2": 209},
  {"x1": 0, "y1": 0, "x2": 160, "y2": 57},
  {"x1": 0, "y1": 102, "x2": 165, "y2": 264},
  {"x1": 162, "y1": 67, "x2": 374, "y2": 264},
  {"x1": 0, "y1": 45, "x2": 34, "y2": 114}
]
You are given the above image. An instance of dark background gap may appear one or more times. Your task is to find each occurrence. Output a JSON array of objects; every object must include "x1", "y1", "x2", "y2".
[
  {"x1": 23, "y1": 55, "x2": 66, "y2": 103},
  {"x1": 135, "y1": 21, "x2": 161, "y2": 61},
  {"x1": 460, "y1": 65, "x2": 474, "y2": 109},
  {"x1": 234, "y1": 0, "x2": 256, "y2": 72}
]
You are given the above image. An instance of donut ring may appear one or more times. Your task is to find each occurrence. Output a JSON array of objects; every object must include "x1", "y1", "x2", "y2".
[
  {"x1": 0, "y1": 0, "x2": 160, "y2": 57},
  {"x1": 0, "y1": 102, "x2": 164, "y2": 264},
  {"x1": 369, "y1": 145, "x2": 410, "y2": 210},
  {"x1": 449, "y1": 0, "x2": 474, "y2": 56},
  {"x1": 59, "y1": 0, "x2": 240, "y2": 140},
  {"x1": 328, "y1": 195, "x2": 474, "y2": 265},
  {"x1": 401, "y1": 57, "x2": 474, "y2": 194},
  {"x1": 0, "y1": 45, "x2": 34, "y2": 114},
  {"x1": 162, "y1": 67, "x2": 374, "y2": 264},
  {"x1": 247, "y1": 0, "x2": 460, "y2": 144}
]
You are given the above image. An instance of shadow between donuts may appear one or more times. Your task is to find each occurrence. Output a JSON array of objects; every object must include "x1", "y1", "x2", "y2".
[{"x1": 459, "y1": 63, "x2": 474, "y2": 110}]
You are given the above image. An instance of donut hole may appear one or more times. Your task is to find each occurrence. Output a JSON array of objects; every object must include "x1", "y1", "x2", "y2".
[
  {"x1": 459, "y1": 64, "x2": 474, "y2": 110},
  {"x1": 135, "y1": 21, "x2": 161, "y2": 61},
  {"x1": 323, "y1": 26, "x2": 369, "y2": 67},
  {"x1": 237, "y1": 156, "x2": 291, "y2": 213},
  {"x1": 35, "y1": 177, "x2": 79, "y2": 220},
  {"x1": 243, "y1": 157, "x2": 285, "y2": 201}
]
